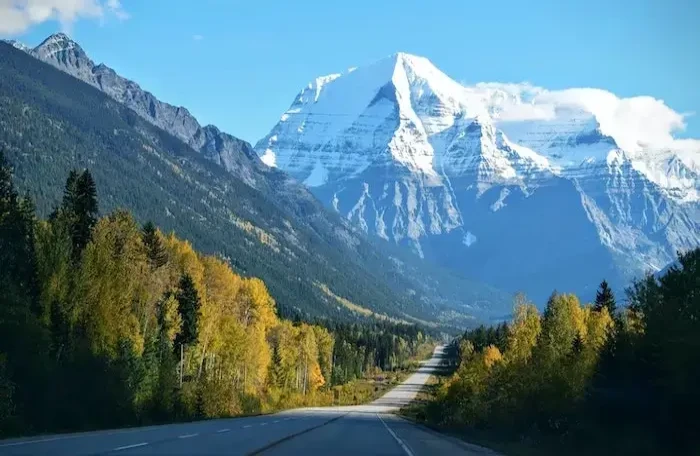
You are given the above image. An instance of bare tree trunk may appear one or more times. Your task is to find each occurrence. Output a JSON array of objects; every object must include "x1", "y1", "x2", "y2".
[
  {"x1": 303, "y1": 358, "x2": 308, "y2": 395},
  {"x1": 197, "y1": 339, "x2": 209, "y2": 380}
]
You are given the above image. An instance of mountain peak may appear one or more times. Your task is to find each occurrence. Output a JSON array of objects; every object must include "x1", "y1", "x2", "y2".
[
  {"x1": 32, "y1": 32, "x2": 93, "y2": 73},
  {"x1": 35, "y1": 32, "x2": 88, "y2": 56},
  {"x1": 389, "y1": 51, "x2": 430, "y2": 66},
  {"x1": 38, "y1": 32, "x2": 74, "y2": 47},
  {"x1": 379, "y1": 51, "x2": 451, "y2": 84}
]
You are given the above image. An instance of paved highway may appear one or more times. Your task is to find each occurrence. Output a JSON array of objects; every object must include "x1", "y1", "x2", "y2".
[{"x1": 0, "y1": 346, "x2": 500, "y2": 455}]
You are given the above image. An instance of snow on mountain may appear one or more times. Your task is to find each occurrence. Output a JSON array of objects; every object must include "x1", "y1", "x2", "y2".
[
  {"x1": 3, "y1": 39, "x2": 32, "y2": 53},
  {"x1": 256, "y1": 52, "x2": 700, "y2": 301},
  {"x1": 4, "y1": 35, "x2": 523, "y2": 323}
]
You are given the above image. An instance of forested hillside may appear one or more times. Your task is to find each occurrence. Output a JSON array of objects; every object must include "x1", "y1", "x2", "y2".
[
  {"x1": 0, "y1": 157, "x2": 434, "y2": 436},
  {"x1": 0, "y1": 40, "x2": 510, "y2": 327},
  {"x1": 410, "y1": 256, "x2": 700, "y2": 455}
]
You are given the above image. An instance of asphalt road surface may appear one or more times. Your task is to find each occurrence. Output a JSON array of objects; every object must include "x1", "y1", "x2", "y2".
[{"x1": 0, "y1": 346, "x2": 500, "y2": 456}]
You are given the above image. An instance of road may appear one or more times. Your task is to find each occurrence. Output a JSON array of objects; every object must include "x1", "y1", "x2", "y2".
[{"x1": 0, "y1": 346, "x2": 500, "y2": 456}]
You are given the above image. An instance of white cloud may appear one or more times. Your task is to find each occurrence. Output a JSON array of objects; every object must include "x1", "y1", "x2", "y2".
[
  {"x1": 192, "y1": 34, "x2": 204, "y2": 41},
  {"x1": 0, "y1": 0, "x2": 128, "y2": 35},
  {"x1": 106, "y1": 0, "x2": 128, "y2": 20},
  {"x1": 470, "y1": 82, "x2": 694, "y2": 153}
]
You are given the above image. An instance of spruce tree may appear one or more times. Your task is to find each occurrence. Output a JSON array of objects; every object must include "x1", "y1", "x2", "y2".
[
  {"x1": 174, "y1": 274, "x2": 201, "y2": 349},
  {"x1": 0, "y1": 150, "x2": 48, "y2": 431},
  {"x1": 594, "y1": 280, "x2": 617, "y2": 315},
  {"x1": 73, "y1": 170, "x2": 98, "y2": 254},
  {"x1": 0, "y1": 150, "x2": 39, "y2": 307},
  {"x1": 0, "y1": 149, "x2": 21, "y2": 281},
  {"x1": 61, "y1": 170, "x2": 79, "y2": 214},
  {"x1": 60, "y1": 169, "x2": 98, "y2": 260},
  {"x1": 141, "y1": 221, "x2": 168, "y2": 269},
  {"x1": 268, "y1": 345, "x2": 284, "y2": 388}
]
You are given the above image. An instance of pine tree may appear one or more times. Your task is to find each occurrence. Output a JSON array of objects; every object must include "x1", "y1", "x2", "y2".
[
  {"x1": 0, "y1": 150, "x2": 50, "y2": 433},
  {"x1": 61, "y1": 170, "x2": 79, "y2": 214},
  {"x1": 60, "y1": 169, "x2": 98, "y2": 260},
  {"x1": 73, "y1": 170, "x2": 98, "y2": 254},
  {"x1": 268, "y1": 345, "x2": 284, "y2": 388},
  {"x1": 141, "y1": 221, "x2": 168, "y2": 269},
  {"x1": 0, "y1": 150, "x2": 40, "y2": 307},
  {"x1": 174, "y1": 274, "x2": 201, "y2": 349},
  {"x1": 594, "y1": 280, "x2": 617, "y2": 315},
  {"x1": 1, "y1": 150, "x2": 23, "y2": 286},
  {"x1": 0, "y1": 355, "x2": 14, "y2": 430},
  {"x1": 0, "y1": 149, "x2": 18, "y2": 212}
]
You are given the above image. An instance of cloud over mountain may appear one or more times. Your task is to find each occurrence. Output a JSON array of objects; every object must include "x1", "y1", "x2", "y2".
[{"x1": 465, "y1": 82, "x2": 696, "y2": 154}]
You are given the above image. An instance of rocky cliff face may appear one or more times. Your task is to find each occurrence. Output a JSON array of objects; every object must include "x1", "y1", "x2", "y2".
[
  {"x1": 256, "y1": 52, "x2": 700, "y2": 301},
  {"x1": 23, "y1": 33, "x2": 263, "y2": 187}
]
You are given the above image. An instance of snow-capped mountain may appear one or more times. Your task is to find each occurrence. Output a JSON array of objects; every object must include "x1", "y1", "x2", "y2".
[
  {"x1": 256, "y1": 52, "x2": 700, "y2": 301},
  {"x1": 2, "y1": 36, "x2": 519, "y2": 324}
]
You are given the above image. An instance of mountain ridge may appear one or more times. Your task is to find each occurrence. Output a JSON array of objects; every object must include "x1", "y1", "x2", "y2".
[
  {"x1": 255, "y1": 51, "x2": 700, "y2": 301},
  {"x1": 0, "y1": 38, "x2": 513, "y2": 326},
  {"x1": 8, "y1": 33, "x2": 270, "y2": 187}
]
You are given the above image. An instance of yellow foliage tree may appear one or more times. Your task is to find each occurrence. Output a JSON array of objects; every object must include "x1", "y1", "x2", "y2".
[
  {"x1": 195, "y1": 256, "x2": 242, "y2": 380},
  {"x1": 159, "y1": 293, "x2": 182, "y2": 343},
  {"x1": 162, "y1": 234, "x2": 206, "y2": 300},
  {"x1": 586, "y1": 306, "x2": 614, "y2": 351},
  {"x1": 541, "y1": 293, "x2": 586, "y2": 360},
  {"x1": 309, "y1": 362, "x2": 325, "y2": 391},
  {"x1": 483, "y1": 345, "x2": 503, "y2": 369},
  {"x1": 74, "y1": 211, "x2": 146, "y2": 357},
  {"x1": 506, "y1": 296, "x2": 541, "y2": 364}
]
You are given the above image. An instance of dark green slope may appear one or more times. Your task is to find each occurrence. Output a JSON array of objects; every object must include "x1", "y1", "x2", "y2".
[{"x1": 0, "y1": 42, "x2": 510, "y2": 326}]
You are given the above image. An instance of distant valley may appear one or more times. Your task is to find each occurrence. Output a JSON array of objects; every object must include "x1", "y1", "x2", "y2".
[{"x1": 4, "y1": 33, "x2": 698, "y2": 319}]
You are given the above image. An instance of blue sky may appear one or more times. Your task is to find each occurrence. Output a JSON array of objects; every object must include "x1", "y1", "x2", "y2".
[{"x1": 4, "y1": 0, "x2": 699, "y2": 144}]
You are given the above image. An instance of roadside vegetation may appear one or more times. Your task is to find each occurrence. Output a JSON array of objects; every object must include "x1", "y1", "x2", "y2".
[
  {"x1": 402, "y1": 255, "x2": 700, "y2": 455},
  {"x1": 0, "y1": 153, "x2": 435, "y2": 438}
]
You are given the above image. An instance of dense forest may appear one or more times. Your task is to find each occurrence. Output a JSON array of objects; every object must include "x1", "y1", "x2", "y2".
[
  {"x1": 414, "y1": 256, "x2": 699, "y2": 455},
  {"x1": 0, "y1": 153, "x2": 434, "y2": 437}
]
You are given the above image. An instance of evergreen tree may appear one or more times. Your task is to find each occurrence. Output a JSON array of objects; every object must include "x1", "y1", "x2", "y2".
[
  {"x1": 60, "y1": 169, "x2": 98, "y2": 260},
  {"x1": 268, "y1": 345, "x2": 284, "y2": 388},
  {"x1": 174, "y1": 274, "x2": 201, "y2": 349},
  {"x1": 61, "y1": 170, "x2": 79, "y2": 215},
  {"x1": 594, "y1": 280, "x2": 616, "y2": 315},
  {"x1": 0, "y1": 150, "x2": 51, "y2": 433},
  {"x1": 0, "y1": 150, "x2": 39, "y2": 304},
  {"x1": 0, "y1": 355, "x2": 15, "y2": 433},
  {"x1": 141, "y1": 221, "x2": 168, "y2": 269},
  {"x1": 73, "y1": 170, "x2": 98, "y2": 254}
]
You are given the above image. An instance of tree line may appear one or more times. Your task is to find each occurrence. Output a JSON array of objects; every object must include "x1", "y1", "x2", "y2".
[
  {"x1": 420, "y1": 257, "x2": 699, "y2": 455},
  {"x1": 0, "y1": 152, "x2": 433, "y2": 437}
]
